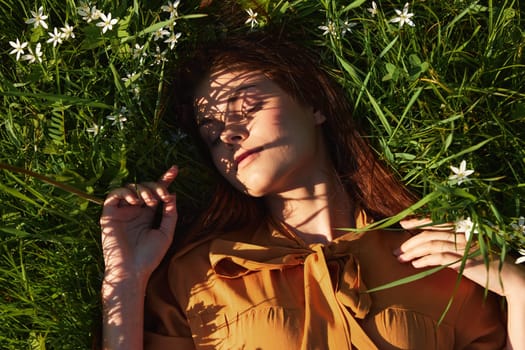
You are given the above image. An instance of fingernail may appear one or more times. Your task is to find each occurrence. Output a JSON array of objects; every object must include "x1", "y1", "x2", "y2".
[{"x1": 392, "y1": 248, "x2": 401, "y2": 256}]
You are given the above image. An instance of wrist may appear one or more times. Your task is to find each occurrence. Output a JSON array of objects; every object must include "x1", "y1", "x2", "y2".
[
  {"x1": 102, "y1": 273, "x2": 146, "y2": 350},
  {"x1": 102, "y1": 269, "x2": 150, "y2": 295}
]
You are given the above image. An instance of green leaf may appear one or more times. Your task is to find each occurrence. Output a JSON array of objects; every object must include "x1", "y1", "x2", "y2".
[
  {"x1": 366, "y1": 90, "x2": 392, "y2": 136},
  {"x1": 382, "y1": 62, "x2": 399, "y2": 82},
  {"x1": 0, "y1": 91, "x2": 112, "y2": 109},
  {"x1": 429, "y1": 137, "x2": 497, "y2": 169},
  {"x1": 366, "y1": 265, "x2": 449, "y2": 293},
  {"x1": 340, "y1": 0, "x2": 366, "y2": 14},
  {"x1": 0, "y1": 182, "x2": 41, "y2": 208}
]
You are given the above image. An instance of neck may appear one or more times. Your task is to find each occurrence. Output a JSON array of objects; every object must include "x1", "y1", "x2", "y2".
[{"x1": 265, "y1": 168, "x2": 355, "y2": 244}]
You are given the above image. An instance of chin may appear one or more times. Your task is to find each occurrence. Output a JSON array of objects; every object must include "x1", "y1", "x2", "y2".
[
  {"x1": 229, "y1": 165, "x2": 286, "y2": 197},
  {"x1": 236, "y1": 181, "x2": 271, "y2": 198},
  {"x1": 237, "y1": 182, "x2": 266, "y2": 197}
]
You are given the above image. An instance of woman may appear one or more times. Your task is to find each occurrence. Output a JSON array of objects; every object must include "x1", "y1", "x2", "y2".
[{"x1": 100, "y1": 34, "x2": 525, "y2": 349}]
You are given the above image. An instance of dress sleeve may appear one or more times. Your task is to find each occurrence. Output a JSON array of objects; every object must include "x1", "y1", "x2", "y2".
[
  {"x1": 144, "y1": 257, "x2": 196, "y2": 350},
  {"x1": 453, "y1": 279, "x2": 507, "y2": 349}
]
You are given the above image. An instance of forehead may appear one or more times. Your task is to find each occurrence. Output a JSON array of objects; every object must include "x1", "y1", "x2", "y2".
[{"x1": 194, "y1": 68, "x2": 269, "y2": 121}]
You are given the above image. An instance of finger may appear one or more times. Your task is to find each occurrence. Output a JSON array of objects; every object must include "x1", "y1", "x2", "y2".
[
  {"x1": 397, "y1": 230, "x2": 466, "y2": 255},
  {"x1": 103, "y1": 187, "x2": 141, "y2": 207},
  {"x1": 130, "y1": 184, "x2": 159, "y2": 207},
  {"x1": 400, "y1": 217, "x2": 432, "y2": 230},
  {"x1": 141, "y1": 181, "x2": 171, "y2": 201},
  {"x1": 158, "y1": 193, "x2": 178, "y2": 237},
  {"x1": 409, "y1": 252, "x2": 465, "y2": 269},
  {"x1": 396, "y1": 239, "x2": 468, "y2": 263},
  {"x1": 158, "y1": 165, "x2": 178, "y2": 188},
  {"x1": 400, "y1": 217, "x2": 454, "y2": 231},
  {"x1": 394, "y1": 235, "x2": 466, "y2": 262}
]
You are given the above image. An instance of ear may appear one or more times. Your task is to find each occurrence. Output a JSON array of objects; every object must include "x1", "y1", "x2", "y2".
[{"x1": 313, "y1": 109, "x2": 327, "y2": 125}]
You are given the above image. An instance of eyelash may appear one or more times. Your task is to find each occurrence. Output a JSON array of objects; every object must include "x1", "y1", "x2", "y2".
[{"x1": 206, "y1": 101, "x2": 263, "y2": 147}]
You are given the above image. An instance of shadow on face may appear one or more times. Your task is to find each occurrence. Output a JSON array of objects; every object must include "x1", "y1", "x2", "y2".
[{"x1": 193, "y1": 67, "x2": 324, "y2": 197}]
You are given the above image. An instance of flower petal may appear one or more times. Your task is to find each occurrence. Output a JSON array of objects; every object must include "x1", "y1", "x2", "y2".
[{"x1": 515, "y1": 256, "x2": 525, "y2": 264}]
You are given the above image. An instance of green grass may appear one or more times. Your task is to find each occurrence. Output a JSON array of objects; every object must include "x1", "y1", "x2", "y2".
[{"x1": 0, "y1": 0, "x2": 524, "y2": 348}]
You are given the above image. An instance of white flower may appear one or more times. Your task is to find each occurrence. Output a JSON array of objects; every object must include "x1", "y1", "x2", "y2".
[
  {"x1": 161, "y1": 0, "x2": 180, "y2": 18},
  {"x1": 121, "y1": 72, "x2": 140, "y2": 86},
  {"x1": 90, "y1": 7, "x2": 102, "y2": 21},
  {"x1": 131, "y1": 85, "x2": 141, "y2": 102},
  {"x1": 77, "y1": 2, "x2": 91, "y2": 18},
  {"x1": 511, "y1": 216, "x2": 525, "y2": 234},
  {"x1": 515, "y1": 249, "x2": 525, "y2": 264},
  {"x1": 164, "y1": 32, "x2": 181, "y2": 50},
  {"x1": 60, "y1": 23, "x2": 75, "y2": 40},
  {"x1": 153, "y1": 28, "x2": 171, "y2": 41},
  {"x1": 47, "y1": 27, "x2": 63, "y2": 47},
  {"x1": 121, "y1": 72, "x2": 137, "y2": 81},
  {"x1": 449, "y1": 160, "x2": 475, "y2": 185},
  {"x1": 22, "y1": 43, "x2": 43, "y2": 63},
  {"x1": 341, "y1": 19, "x2": 357, "y2": 36},
  {"x1": 97, "y1": 12, "x2": 118, "y2": 34},
  {"x1": 152, "y1": 45, "x2": 167, "y2": 65},
  {"x1": 87, "y1": 123, "x2": 102, "y2": 136},
  {"x1": 25, "y1": 6, "x2": 48, "y2": 29},
  {"x1": 455, "y1": 216, "x2": 478, "y2": 241},
  {"x1": 245, "y1": 8, "x2": 259, "y2": 29},
  {"x1": 132, "y1": 44, "x2": 147, "y2": 65},
  {"x1": 319, "y1": 21, "x2": 336, "y2": 36},
  {"x1": 367, "y1": 1, "x2": 378, "y2": 17},
  {"x1": 106, "y1": 107, "x2": 128, "y2": 129},
  {"x1": 389, "y1": 2, "x2": 415, "y2": 28},
  {"x1": 9, "y1": 38, "x2": 28, "y2": 61},
  {"x1": 78, "y1": 4, "x2": 101, "y2": 23},
  {"x1": 132, "y1": 43, "x2": 145, "y2": 58}
]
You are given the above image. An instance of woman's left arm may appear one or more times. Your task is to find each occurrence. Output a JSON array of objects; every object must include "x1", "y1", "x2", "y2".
[{"x1": 396, "y1": 218, "x2": 525, "y2": 350}]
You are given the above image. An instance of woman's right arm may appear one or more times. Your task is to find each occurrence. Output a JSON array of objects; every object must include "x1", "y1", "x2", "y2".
[{"x1": 100, "y1": 166, "x2": 179, "y2": 350}]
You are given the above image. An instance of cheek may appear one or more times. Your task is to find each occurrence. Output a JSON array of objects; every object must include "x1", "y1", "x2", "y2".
[
  {"x1": 211, "y1": 150, "x2": 234, "y2": 177},
  {"x1": 211, "y1": 152, "x2": 249, "y2": 192}
]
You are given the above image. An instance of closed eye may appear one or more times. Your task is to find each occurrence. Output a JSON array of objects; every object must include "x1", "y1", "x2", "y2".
[{"x1": 244, "y1": 100, "x2": 264, "y2": 115}]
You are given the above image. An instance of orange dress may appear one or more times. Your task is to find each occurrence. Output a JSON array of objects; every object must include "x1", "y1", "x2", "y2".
[{"x1": 144, "y1": 212, "x2": 506, "y2": 349}]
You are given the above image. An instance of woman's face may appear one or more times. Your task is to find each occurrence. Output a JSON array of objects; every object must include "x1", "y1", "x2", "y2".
[{"x1": 194, "y1": 67, "x2": 327, "y2": 197}]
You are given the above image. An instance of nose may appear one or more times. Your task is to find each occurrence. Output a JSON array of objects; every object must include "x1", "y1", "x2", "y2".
[{"x1": 220, "y1": 124, "x2": 248, "y2": 145}]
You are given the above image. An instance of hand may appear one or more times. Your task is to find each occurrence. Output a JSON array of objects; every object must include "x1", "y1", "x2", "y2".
[
  {"x1": 100, "y1": 166, "x2": 179, "y2": 285},
  {"x1": 396, "y1": 217, "x2": 525, "y2": 300}
]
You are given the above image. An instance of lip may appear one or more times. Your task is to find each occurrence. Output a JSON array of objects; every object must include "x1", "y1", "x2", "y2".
[{"x1": 235, "y1": 146, "x2": 263, "y2": 166}]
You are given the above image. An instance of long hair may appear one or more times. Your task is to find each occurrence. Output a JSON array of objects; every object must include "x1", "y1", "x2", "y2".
[{"x1": 166, "y1": 31, "x2": 416, "y2": 242}]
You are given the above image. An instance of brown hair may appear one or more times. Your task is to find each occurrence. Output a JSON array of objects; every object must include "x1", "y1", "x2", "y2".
[{"x1": 167, "y1": 31, "x2": 416, "y2": 241}]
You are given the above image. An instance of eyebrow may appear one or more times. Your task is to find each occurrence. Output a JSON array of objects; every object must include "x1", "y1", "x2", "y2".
[{"x1": 226, "y1": 83, "x2": 257, "y2": 103}]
